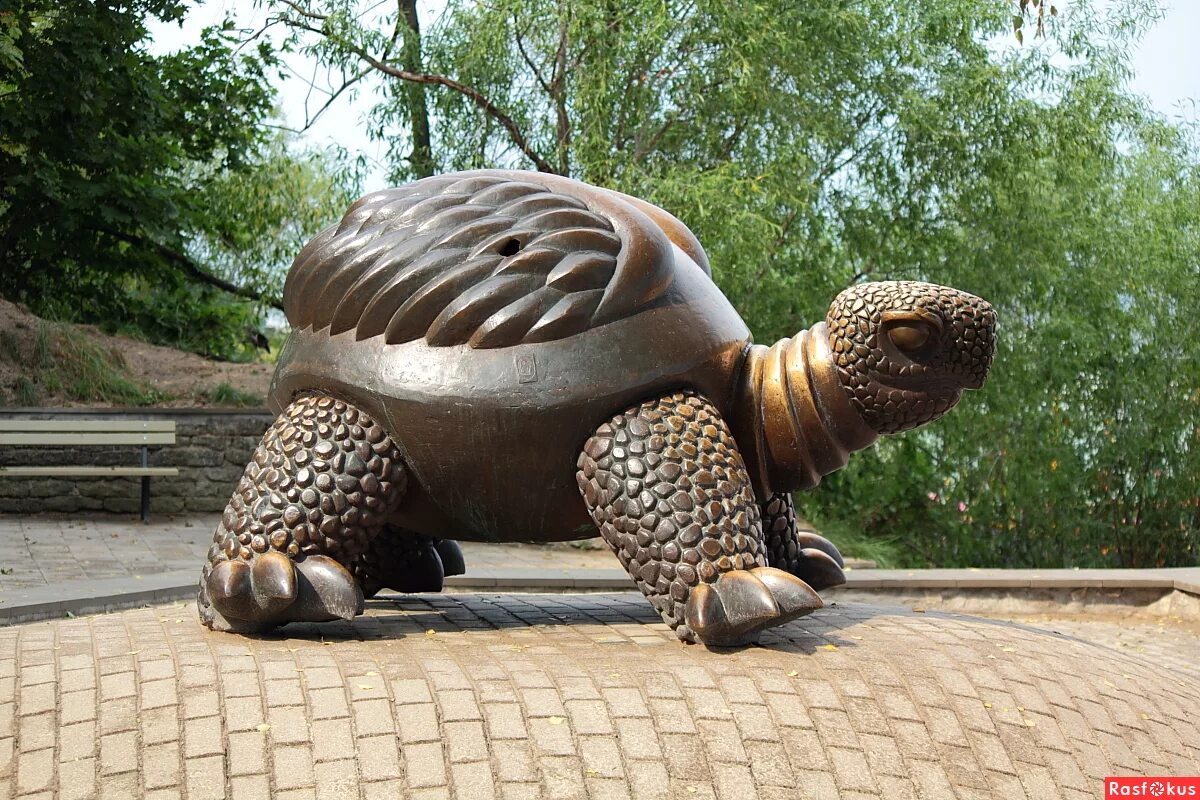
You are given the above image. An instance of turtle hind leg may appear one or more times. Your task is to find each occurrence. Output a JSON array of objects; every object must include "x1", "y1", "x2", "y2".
[
  {"x1": 576, "y1": 391, "x2": 823, "y2": 647},
  {"x1": 197, "y1": 394, "x2": 408, "y2": 633},
  {"x1": 760, "y1": 492, "x2": 846, "y2": 591},
  {"x1": 350, "y1": 528, "x2": 466, "y2": 598}
]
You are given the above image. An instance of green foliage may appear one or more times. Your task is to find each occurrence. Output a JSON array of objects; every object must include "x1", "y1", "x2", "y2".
[
  {"x1": 32, "y1": 321, "x2": 50, "y2": 368},
  {"x1": 14, "y1": 376, "x2": 39, "y2": 407},
  {"x1": 803, "y1": 514, "x2": 903, "y2": 569},
  {"x1": 0, "y1": 329, "x2": 19, "y2": 363},
  {"x1": 276, "y1": 0, "x2": 1197, "y2": 567},
  {"x1": 185, "y1": 138, "x2": 362, "y2": 311},
  {"x1": 201, "y1": 382, "x2": 263, "y2": 408},
  {"x1": 98, "y1": 280, "x2": 265, "y2": 363},
  {"x1": 0, "y1": 0, "x2": 358, "y2": 359}
]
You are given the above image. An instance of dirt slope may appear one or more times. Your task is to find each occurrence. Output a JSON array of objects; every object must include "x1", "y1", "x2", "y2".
[{"x1": 0, "y1": 297, "x2": 273, "y2": 408}]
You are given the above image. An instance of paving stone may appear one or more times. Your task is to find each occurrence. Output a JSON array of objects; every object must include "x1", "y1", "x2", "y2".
[
  {"x1": 451, "y1": 761, "x2": 497, "y2": 800},
  {"x1": 310, "y1": 718, "x2": 354, "y2": 764},
  {"x1": 57, "y1": 757, "x2": 97, "y2": 800},
  {"x1": 491, "y1": 739, "x2": 538, "y2": 783},
  {"x1": 273, "y1": 744, "x2": 316, "y2": 791},
  {"x1": 143, "y1": 741, "x2": 182, "y2": 790},
  {"x1": 483, "y1": 702, "x2": 528, "y2": 740},
  {"x1": 230, "y1": 774, "x2": 272, "y2": 800},
  {"x1": 16, "y1": 747, "x2": 53, "y2": 794},
  {"x1": 357, "y1": 735, "x2": 401, "y2": 781},
  {"x1": 404, "y1": 741, "x2": 448, "y2": 788},
  {"x1": 0, "y1": 594, "x2": 1195, "y2": 798}
]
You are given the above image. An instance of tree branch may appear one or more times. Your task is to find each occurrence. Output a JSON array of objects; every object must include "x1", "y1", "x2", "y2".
[
  {"x1": 550, "y1": 7, "x2": 571, "y2": 174},
  {"x1": 513, "y1": 16, "x2": 553, "y2": 96},
  {"x1": 103, "y1": 229, "x2": 283, "y2": 310},
  {"x1": 277, "y1": 0, "x2": 327, "y2": 23},
  {"x1": 277, "y1": 16, "x2": 558, "y2": 174},
  {"x1": 359, "y1": 51, "x2": 556, "y2": 173},
  {"x1": 298, "y1": 68, "x2": 369, "y2": 133}
]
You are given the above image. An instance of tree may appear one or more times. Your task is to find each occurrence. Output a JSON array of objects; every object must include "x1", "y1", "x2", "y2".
[
  {"x1": 0, "y1": 0, "x2": 357, "y2": 358},
  {"x1": 271, "y1": 0, "x2": 1198, "y2": 568}
]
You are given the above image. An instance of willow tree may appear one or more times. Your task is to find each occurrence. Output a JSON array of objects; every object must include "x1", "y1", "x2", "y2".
[{"x1": 273, "y1": 0, "x2": 1198, "y2": 567}]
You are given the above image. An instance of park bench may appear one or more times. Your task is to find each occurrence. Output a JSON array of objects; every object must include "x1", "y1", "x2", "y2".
[{"x1": 0, "y1": 419, "x2": 178, "y2": 522}]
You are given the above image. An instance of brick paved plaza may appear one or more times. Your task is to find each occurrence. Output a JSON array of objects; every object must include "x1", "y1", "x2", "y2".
[{"x1": 1, "y1": 592, "x2": 1197, "y2": 799}]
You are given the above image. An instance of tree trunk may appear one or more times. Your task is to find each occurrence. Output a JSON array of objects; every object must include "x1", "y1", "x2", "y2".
[{"x1": 399, "y1": 0, "x2": 435, "y2": 178}]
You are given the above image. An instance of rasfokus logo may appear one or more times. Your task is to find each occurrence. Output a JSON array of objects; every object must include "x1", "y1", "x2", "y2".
[{"x1": 1106, "y1": 778, "x2": 1200, "y2": 798}]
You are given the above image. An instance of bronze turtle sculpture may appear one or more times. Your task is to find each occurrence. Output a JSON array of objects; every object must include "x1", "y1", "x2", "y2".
[{"x1": 197, "y1": 169, "x2": 996, "y2": 646}]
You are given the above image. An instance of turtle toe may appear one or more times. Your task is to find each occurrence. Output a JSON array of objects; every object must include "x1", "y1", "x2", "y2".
[
  {"x1": 791, "y1": 547, "x2": 847, "y2": 591},
  {"x1": 434, "y1": 539, "x2": 466, "y2": 577},
  {"x1": 202, "y1": 554, "x2": 363, "y2": 633},
  {"x1": 684, "y1": 567, "x2": 823, "y2": 648},
  {"x1": 794, "y1": 530, "x2": 845, "y2": 568}
]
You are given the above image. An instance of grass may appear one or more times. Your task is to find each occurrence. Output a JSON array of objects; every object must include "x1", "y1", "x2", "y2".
[
  {"x1": 201, "y1": 382, "x2": 263, "y2": 408},
  {"x1": 0, "y1": 329, "x2": 21, "y2": 363},
  {"x1": 14, "y1": 376, "x2": 39, "y2": 406},
  {"x1": 33, "y1": 323, "x2": 51, "y2": 368},
  {"x1": 53, "y1": 325, "x2": 167, "y2": 405},
  {"x1": 5, "y1": 321, "x2": 167, "y2": 406},
  {"x1": 800, "y1": 514, "x2": 903, "y2": 568},
  {"x1": 3, "y1": 316, "x2": 265, "y2": 408}
]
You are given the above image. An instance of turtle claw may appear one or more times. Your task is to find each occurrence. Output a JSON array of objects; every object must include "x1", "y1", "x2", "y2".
[
  {"x1": 252, "y1": 551, "x2": 298, "y2": 608},
  {"x1": 385, "y1": 546, "x2": 446, "y2": 593},
  {"x1": 294, "y1": 556, "x2": 364, "y2": 622},
  {"x1": 204, "y1": 554, "x2": 363, "y2": 633},
  {"x1": 684, "y1": 566, "x2": 823, "y2": 647},
  {"x1": 786, "y1": 531, "x2": 847, "y2": 591},
  {"x1": 207, "y1": 559, "x2": 256, "y2": 624},
  {"x1": 435, "y1": 539, "x2": 466, "y2": 577},
  {"x1": 795, "y1": 531, "x2": 845, "y2": 567}
]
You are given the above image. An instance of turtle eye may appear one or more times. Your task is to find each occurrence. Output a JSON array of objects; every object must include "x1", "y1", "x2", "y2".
[{"x1": 887, "y1": 321, "x2": 935, "y2": 354}]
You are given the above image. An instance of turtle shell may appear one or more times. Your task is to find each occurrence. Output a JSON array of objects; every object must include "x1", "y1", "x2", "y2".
[{"x1": 270, "y1": 170, "x2": 752, "y2": 542}]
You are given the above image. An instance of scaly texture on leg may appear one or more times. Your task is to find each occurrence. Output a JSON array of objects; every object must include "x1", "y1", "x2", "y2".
[
  {"x1": 760, "y1": 492, "x2": 847, "y2": 591},
  {"x1": 198, "y1": 394, "x2": 407, "y2": 632},
  {"x1": 577, "y1": 391, "x2": 822, "y2": 646},
  {"x1": 350, "y1": 528, "x2": 466, "y2": 598}
]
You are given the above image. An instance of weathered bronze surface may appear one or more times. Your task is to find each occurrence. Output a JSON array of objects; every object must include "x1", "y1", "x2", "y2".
[{"x1": 197, "y1": 169, "x2": 996, "y2": 646}]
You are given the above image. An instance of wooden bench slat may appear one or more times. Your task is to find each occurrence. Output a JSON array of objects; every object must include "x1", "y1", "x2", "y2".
[
  {"x1": 0, "y1": 433, "x2": 176, "y2": 446},
  {"x1": 0, "y1": 466, "x2": 179, "y2": 477},
  {"x1": 0, "y1": 420, "x2": 176, "y2": 433}
]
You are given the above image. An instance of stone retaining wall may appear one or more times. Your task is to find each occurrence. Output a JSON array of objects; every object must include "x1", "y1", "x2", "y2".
[{"x1": 0, "y1": 408, "x2": 272, "y2": 514}]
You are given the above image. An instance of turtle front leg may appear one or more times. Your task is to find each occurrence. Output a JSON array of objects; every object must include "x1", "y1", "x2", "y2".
[
  {"x1": 760, "y1": 492, "x2": 847, "y2": 590},
  {"x1": 197, "y1": 394, "x2": 408, "y2": 633},
  {"x1": 577, "y1": 391, "x2": 822, "y2": 647}
]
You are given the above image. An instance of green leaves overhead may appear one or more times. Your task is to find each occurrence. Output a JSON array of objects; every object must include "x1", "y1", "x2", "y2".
[
  {"x1": 0, "y1": 0, "x2": 357, "y2": 358},
  {"x1": 275, "y1": 0, "x2": 1197, "y2": 567}
]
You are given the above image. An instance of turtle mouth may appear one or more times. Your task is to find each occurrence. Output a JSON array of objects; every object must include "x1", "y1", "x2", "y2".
[
  {"x1": 846, "y1": 374, "x2": 964, "y2": 435},
  {"x1": 872, "y1": 363, "x2": 970, "y2": 395}
]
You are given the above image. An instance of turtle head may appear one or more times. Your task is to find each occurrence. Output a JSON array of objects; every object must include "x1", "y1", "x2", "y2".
[
  {"x1": 825, "y1": 281, "x2": 996, "y2": 435},
  {"x1": 730, "y1": 280, "x2": 995, "y2": 495}
]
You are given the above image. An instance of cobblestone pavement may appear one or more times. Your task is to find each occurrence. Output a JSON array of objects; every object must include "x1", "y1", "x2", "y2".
[
  {"x1": 0, "y1": 515, "x2": 617, "y2": 592},
  {"x1": 1, "y1": 594, "x2": 1197, "y2": 799},
  {"x1": 984, "y1": 613, "x2": 1200, "y2": 679}
]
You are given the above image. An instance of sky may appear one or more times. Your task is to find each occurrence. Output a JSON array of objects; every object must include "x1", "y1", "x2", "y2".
[{"x1": 149, "y1": 1, "x2": 1200, "y2": 193}]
